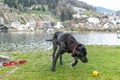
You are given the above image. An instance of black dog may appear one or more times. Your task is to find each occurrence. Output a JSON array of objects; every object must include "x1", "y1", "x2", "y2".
[{"x1": 46, "y1": 32, "x2": 88, "y2": 72}]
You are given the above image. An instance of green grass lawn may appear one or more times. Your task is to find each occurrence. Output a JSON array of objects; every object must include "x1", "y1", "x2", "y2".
[{"x1": 0, "y1": 46, "x2": 120, "y2": 80}]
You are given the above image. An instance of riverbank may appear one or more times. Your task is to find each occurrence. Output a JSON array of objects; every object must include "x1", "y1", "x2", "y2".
[{"x1": 0, "y1": 45, "x2": 120, "y2": 80}]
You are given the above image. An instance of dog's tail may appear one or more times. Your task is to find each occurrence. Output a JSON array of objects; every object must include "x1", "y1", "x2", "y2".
[{"x1": 45, "y1": 39, "x2": 53, "y2": 42}]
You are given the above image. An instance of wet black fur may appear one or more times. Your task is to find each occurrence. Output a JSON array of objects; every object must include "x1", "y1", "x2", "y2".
[{"x1": 46, "y1": 32, "x2": 88, "y2": 72}]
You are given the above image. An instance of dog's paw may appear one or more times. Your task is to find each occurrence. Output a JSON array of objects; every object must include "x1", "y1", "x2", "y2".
[
  {"x1": 70, "y1": 62, "x2": 77, "y2": 67},
  {"x1": 60, "y1": 62, "x2": 63, "y2": 65},
  {"x1": 51, "y1": 68, "x2": 56, "y2": 72},
  {"x1": 70, "y1": 63, "x2": 73, "y2": 68}
]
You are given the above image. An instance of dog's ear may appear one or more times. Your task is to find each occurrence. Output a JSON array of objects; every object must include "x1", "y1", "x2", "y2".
[
  {"x1": 74, "y1": 46, "x2": 82, "y2": 54},
  {"x1": 77, "y1": 45, "x2": 85, "y2": 51},
  {"x1": 77, "y1": 45, "x2": 87, "y2": 55}
]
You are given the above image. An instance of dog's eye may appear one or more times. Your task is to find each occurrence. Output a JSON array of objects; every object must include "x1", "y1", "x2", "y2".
[{"x1": 77, "y1": 47, "x2": 82, "y2": 51}]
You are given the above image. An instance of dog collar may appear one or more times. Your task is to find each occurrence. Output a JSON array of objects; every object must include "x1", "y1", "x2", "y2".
[{"x1": 72, "y1": 44, "x2": 78, "y2": 54}]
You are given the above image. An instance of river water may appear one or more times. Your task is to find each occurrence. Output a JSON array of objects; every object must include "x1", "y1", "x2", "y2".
[{"x1": 0, "y1": 31, "x2": 120, "y2": 52}]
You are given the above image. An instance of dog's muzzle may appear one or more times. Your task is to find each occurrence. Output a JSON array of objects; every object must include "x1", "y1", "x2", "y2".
[{"x1": 80, "y1": 57, "x2": 88, "y2": 63}]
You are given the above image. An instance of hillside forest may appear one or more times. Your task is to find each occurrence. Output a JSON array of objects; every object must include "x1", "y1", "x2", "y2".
[{"x1": 4, "y1": 0, "x2": 95, "y2": 21}]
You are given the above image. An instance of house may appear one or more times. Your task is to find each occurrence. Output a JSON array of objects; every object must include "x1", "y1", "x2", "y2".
[
  {"x1": 110, "y1": 19, "x2": 120, "y2": 25},
  {"x1": 18, "y1": 24, "x2": 25, "y2": 30},
  {"x1": 26, "y1": 19, "x2": 36, "y2": 31},
  {"x1": 1, "y1": 26, "x2": 8, "y2": 32},
  {"x1": 54, "y1": 22, "x2": 64, "y2": 29},
  {"x1": 11, "y1": 21, "x2": 21, "y2": 29},
  {"x1": 1, "y1": 4, "x2": 10, "y2": 10},
  {"x1": 28, "y1": 19, "x2": 36, "y2": 27},
  {"x1": 88, "y1": 17, "x2": 100, "y2": 24},
  {"x1": 11, "y1": 20, "x2": 36, "y2": 31},
  {"x1": 0, "y1": 24, "x2": 8, "y2": 32},
  {"x1": 73, "y1": 12, "x2": 81, "y2": 18},
  {"x1": 37, "y1": 20, "x2": 42, "y2": 28},
  {"x1": 46, "y1": 28, "x2": 54, "y2": 33}
]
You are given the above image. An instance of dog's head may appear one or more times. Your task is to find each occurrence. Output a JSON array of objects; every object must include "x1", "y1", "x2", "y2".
[{"x1": 74, "y1": 45, "x2": 88, "y2": 63}]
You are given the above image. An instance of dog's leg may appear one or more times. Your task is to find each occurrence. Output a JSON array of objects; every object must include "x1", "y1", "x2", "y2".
[
  {"x1": 51, "y1": 49, "x2": 65, "y2": 71},
  {"x1": 51, "y1": 42, "x2": 66, "y2": 71},
  {"x1": 52, "y1": 40, "x2": 58, "y2": 58},
  {"x1": 51, "y1": 50, "x2": 61, "y2": 71},
  {"x1": 71, "y1": 57, "x2": 78, "y2": 67},
  {"x1": 59, "y1": 42, "x2": 66, "y2": 65},
  {"x1": 59, "y1": 55, "x2": 63, "y2": 65}
]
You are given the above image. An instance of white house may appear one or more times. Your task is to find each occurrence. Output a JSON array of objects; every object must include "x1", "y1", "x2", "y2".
[
  {"x1": 11, "y1": 19, "x2": 36, "y2": 31},
  {"x1": 46, "y1": 28, "x2": 54, "y2": 33},
  {"x1": 26, "y1": 19, "x2": 36, "y2": 31},
  {"x1": 11, "y1": 21, "x2": 26, "y2": 30},
  {"x1": 88, "y1": 17, "x2": 100, "y2": 24},
  {"x1": 27, "y1": 19, "x2": 36, "y2": 27},
  {"x1": 110, "y1": 19, "x2": 120, "y2": 25},
  {"x1": 11, "y1": 21, "x2": 21, "y2": 29},
  {"x1": 2, "y1": 4, "x2": 10, "y2": 10},
  {"x1": 18, "y1": 24, "x2": 26, "y2": 30},
  {"x1": 39, "y1": 21, "x2": 51, "y2": 28},
  {"x1": 73, "y1": 12, "x2": 81, "y2": 18},
  {"x1": 54, "y1": 22, "x2": 64, "y2": 29}
]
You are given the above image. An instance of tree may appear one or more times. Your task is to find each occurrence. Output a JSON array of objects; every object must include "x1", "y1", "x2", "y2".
[
  {"x1": 23, "y1": 0, "x2": 31, "y2": 7},
  {"x1": 18, "y1": 3, "x2": 24, "y2": 11},
  {"x1": 36, "y1": 7, "x2": 41, "y2": 11},
  {"x1": 18, "y1": 0, "x2": 24, "y2": 4},
  {"x1": 41, "y1": 4, "x2": 46, "y2": 11},
  {"x1": 68, "y1": 11, "x2": 73, "y2": 20},
  {"x1": 4, "y1": 0, "x2": 8, "y2": 4},
  {"x1": 61, "y1": 10, "x2": 65, "y2": 21},
  {"x1": 4, "y1": 0, "x2": 17, "y2": 8},
  {"x1": 48, "y1": 2, "x2": 51, "y2": 11},
  {"x1": 4, "y1": 0, "x2": 74, "y2": 21}
]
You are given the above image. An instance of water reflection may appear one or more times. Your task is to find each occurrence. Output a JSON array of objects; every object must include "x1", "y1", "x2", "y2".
[
  {"x1": 0, "y1": 32, "x2": 53, "y2": 52},
  {"x1": 0, "y1": 32, "x2": 119, "y2": 52},
  {"x1": 73, "y1": 32, "x2": 120, "y2": 45}
]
